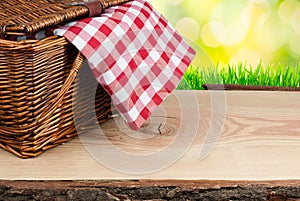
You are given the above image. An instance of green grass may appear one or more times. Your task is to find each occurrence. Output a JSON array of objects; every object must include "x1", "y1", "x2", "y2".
[{"x1": 177, "y1": 63, "x2": 300, "y2": 90}]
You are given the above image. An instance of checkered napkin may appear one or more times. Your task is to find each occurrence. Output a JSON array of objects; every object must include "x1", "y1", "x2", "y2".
[{"x1": 54, "y1": 0, "x2": 196, "y2": 130}]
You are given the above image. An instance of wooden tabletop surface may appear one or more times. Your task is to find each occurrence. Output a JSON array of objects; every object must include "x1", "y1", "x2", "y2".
[{"x1": 0, "y1": 91, "x2": 299, "y2": 181}]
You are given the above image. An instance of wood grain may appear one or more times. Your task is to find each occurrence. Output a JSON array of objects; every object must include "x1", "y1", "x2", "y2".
[{"x1": 0, "y1": 91, "x2": 299, "y2": 181}]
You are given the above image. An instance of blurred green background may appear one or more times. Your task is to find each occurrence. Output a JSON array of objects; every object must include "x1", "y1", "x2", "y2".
[{"x1": 148, "y1": 0, "x2": 300, "y2": 68}]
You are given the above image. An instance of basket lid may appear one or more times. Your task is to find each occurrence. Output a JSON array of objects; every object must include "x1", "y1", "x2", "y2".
[{"x1": 0, "y1": 0, "x2": 130, "y2": 36}]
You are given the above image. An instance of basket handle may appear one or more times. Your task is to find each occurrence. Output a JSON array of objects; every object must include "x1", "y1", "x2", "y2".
[
  {"x1": 101, "y1": 0, "x2": 134, "y2": 8},
  {"x1": 0, "y1": 52, "x2": 85, "y2": 135},
  {"x1": 66, "y1": 0, "x2": 103, "y2": 17},
  {"x1": 36, "y1": 52, "x2": 85, "y2": 121},
  {"x1": 68, "y1": 0, "x2": 133, "y2": 17}
]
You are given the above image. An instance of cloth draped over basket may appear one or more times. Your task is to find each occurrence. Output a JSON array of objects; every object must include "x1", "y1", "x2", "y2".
[
  {"x1": 2, "y1": 0, "x2": 196, "y2": 130},
  {"x1": 53, "y1": 0, "x2": 196, "y2": 130},
  {"x1": 0, "y1": 0, "x2": 195, "y2": 158}
]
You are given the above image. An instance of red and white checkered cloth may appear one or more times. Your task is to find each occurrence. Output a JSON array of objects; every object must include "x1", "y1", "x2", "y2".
[{"x1": 54, "y1": 0, "x2": 195, "y2": 130}]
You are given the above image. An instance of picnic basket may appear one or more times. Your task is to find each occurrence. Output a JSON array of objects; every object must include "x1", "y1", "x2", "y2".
[{"x1": 0, "y1": 0, "x2": 130, "y2": 158}]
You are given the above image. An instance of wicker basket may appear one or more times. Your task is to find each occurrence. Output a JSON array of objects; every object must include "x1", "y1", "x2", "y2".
[{"x1": 0, "y1": 0, "x2": 129, "y2": 158}]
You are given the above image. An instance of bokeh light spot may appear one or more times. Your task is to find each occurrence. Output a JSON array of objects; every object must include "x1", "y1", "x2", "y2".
[
  {"x1": 241, "y1": 4, "x2": 266, "y2": 29},
  {"x1": 289, "y1": 33, "x2": 300, "y2": 54},
  {"x1": 148, "y1": 0, "x2": 168, "y2": 16},
  {"x1": 250, "y1": 0, "x2": 268, "y2": 3},
  {"x1": 211, "y1": 0, "x2": 248, "y2": 46},
  {"x1": 278, "y1": 0, "x2": 300, "y2": 24},
  {"x1": 175, "y1": 17, "x2": 200, "y2": 41},
  {"x1": 167, "y1": 0, "x2": 184, "y2": 6},
  {"x1": 255, "y1": 19, "x2": 290, "y2": 52},
  {"x1": 291, "y1": 9, "x2": 300, "y2": 33},
  {"x1": 149, "y1": 0, "x2": 299, "y2": 66},
  {"x1": 185, "y1": 0, "x2": 219, "y2": 24},
  {"x1": 211, "y1": 21, "x2": 248, "y2": 46},
  {"x1": 230, "y1": 48, "x2": 266, "y2": 67},
  {"x1": 201, "y1": 22, "x2": 223, "y2": 48},
  {"x1": 212, "y1": 0, "x2": 248, "y2": 24}
]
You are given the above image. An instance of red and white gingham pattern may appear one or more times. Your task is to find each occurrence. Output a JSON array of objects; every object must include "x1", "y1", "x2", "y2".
[{"x1": 54, "y1": 0, "x2": 196, "y2": 130}]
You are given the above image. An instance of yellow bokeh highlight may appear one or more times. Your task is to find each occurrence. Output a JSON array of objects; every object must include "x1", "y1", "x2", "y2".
[
  {"x1": 175, "y1": 17, "x2": 200, "y2": 41},
  {"x1": 250, "y1": 0, "x2": 267, "y2": 3},
  {"x1": 230, "y1": 48, "x2": 267, "y2": 67},
  {"x1": 148, "y1": 0, "x2": 299, "y2": 65},
  {"x1": 167, "y1": 0, "x2": 184, "y2": 6},
  {"x1": 184, "y1": 0, "x2": 219, "y2": 23},
  {"x1": 289, "y1": 33, "x2": 300, "y2": 54},
  {"x1": 201, "y1": 22, "x2": 223, "y2": 48},
  {"x1": 291, "y1": 9, "x2": 300, "y2": 34},
  {"x1": 254, "y1": 19, "x2": 290, "y2": 53},
  {"x1": 240, "y1": 4, "x2": 266, "y2": 30},
  {"x1": 278, "y1": 0, "x2": 300, "y2": 24},
  {"x1": 210, "y1": 0, "x2": 249, "y2": 46},
  {"x1": 147, "y1": 0, "x2": 168, "y2": 15}
]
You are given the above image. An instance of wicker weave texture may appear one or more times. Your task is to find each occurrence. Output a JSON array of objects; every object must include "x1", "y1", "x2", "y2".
[
  {"x1": 0, "y1": 0, "x2": 130, "y2": 35},
  {"x1": 0, "y1": 36, "x2": 112, "y2": 158},
  {"x1": 0, "y1": 0, "x2": 132, "y2": 158}
]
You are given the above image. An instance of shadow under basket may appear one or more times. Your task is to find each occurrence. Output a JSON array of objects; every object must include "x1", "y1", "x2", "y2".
[{"x1": 0, "y1": 36, "x2": 112, "y2": 158}]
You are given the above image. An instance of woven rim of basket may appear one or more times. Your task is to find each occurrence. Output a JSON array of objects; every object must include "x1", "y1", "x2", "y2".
[{"x1": 0, "y1": 0, "x2": 131, "y2": 36}]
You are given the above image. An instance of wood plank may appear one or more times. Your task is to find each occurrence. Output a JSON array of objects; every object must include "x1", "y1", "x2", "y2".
[{"x1": 0, "y1": 91, "x2": 299, "y2": 181}]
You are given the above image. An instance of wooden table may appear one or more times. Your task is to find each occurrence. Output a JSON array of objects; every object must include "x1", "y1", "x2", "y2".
[{"x1": 1, "y1": 91, "x2": 300, "y2": 200}]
